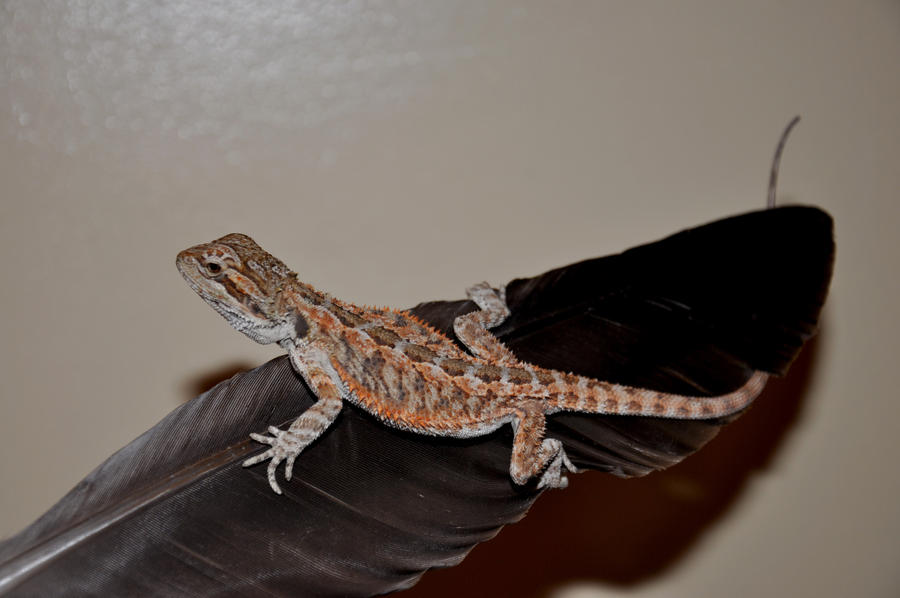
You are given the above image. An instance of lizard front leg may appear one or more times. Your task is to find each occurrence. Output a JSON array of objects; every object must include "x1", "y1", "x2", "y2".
[
  {"x1": 454, "y1": 282, "x2": 520, "y2": 365},
  {"x1": 509, "y1": 404, "x2": 578, "y2": 489},
  {"x1": 243, "y1": 356, "x2": 344, "y2": 494}
]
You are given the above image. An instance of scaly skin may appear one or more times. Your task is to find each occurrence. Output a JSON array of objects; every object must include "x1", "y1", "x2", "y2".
[{"x1": 177, "y1": 234, "x2": 767, "y2": 493}]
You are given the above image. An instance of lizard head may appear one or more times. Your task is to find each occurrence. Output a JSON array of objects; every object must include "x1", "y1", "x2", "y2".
[{"x1": 177, "y1": 233, "x2": 298, "y2": 345}]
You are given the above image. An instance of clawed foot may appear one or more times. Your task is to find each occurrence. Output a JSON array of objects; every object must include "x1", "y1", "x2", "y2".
[
  {"x1": 536, "y1": 440, "x2": 579, "y2": 490},
  {"x1": 466, "y1": 281, "x2": 507, "y2": 311},
  {"x1": 465, "y1": 281, "x2": 510, "y2": 328},
  {"x1": 243, "y1": 426, "x2": 305, "y2": 494}
]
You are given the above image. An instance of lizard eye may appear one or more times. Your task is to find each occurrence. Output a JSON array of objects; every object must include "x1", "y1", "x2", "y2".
[{"x1": 202, "y1": 260, "x2": 224, "y2": 277}]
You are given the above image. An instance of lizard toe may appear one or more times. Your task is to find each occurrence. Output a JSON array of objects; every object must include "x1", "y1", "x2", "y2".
[
  {"x1": 249, "y1": 432, "x2": 276, "y2": 445},
  {"x1": 284, "y1": 454, "x2": 298, "y2": 481},
  {"x1": 243, "y1": 447, "x2": 275, "y2": 467}
]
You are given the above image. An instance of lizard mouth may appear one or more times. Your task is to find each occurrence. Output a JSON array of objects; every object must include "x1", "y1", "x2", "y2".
[
  {"x1": 175, "y1": 256, "x2": 204, "y2": 290},
  {"x1": 176, "y1": 259, "x2": 241, "y2": 319},
  {"x1": 177, "y1": 252, "x2": 289, "y2": 345}
]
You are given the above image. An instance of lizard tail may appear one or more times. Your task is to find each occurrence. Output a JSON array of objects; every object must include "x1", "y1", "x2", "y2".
[{"x1": 545, "y1": 370, "x2": 769, "y2": 420}]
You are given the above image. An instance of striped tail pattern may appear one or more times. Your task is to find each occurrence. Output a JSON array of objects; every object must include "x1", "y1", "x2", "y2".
[{"x1": 542, "y1": 369, "x2": 769, "y2": 420}]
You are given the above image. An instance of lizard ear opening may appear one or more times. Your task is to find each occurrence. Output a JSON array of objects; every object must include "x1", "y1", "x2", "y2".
[{"x1": 293, "y1": 313, "x2": 310, "y2": 339}]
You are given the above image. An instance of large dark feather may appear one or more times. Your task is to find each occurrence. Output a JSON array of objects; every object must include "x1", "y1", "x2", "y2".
[{"x1": 0, "y1": 206, "x2": 834, "y2": 597}]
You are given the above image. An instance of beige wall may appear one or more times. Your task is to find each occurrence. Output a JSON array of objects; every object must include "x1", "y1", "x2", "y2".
[{"x1": 1, "y1": 2, "x2": 898, "y2": 596}]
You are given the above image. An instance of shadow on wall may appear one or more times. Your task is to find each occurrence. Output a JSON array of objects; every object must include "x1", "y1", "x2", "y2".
[
  {"x1": 179, "y1": 361, "x2": 257, "y2": 404},
  {"x1": 405, "y1": 331, "x2": 824, "y2": 598}
]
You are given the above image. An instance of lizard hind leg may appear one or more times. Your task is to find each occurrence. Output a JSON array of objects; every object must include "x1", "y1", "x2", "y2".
[
  {"x1": 453, "y1": 282, "x2": 520, "y2": 365},
  {"x1": 509, "y1": 405, "x2": 578, "y2": 490}
]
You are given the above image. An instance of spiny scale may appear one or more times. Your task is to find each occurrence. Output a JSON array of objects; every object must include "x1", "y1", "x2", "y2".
[{"x1": 177, "y1": 234, "x2": 767, "y2": 492}]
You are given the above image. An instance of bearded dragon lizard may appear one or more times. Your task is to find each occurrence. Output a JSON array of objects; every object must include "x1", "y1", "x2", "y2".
[{"x1": 176, "y1": 235, "x2": 767, "y2": 494}]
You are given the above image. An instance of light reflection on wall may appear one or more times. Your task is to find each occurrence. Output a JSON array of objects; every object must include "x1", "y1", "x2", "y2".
[{"x1": 1, "y1": 1, "x2": 488, "y2": 166}]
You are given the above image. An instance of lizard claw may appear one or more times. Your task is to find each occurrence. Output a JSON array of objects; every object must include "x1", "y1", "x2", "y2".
[
  {"x1": 266, "y1": 459, "x2": 283, "y2": 494},
  {"x1": 536, "y1": 440, "x2": 579, "y2": 490},
  {"x1": 465, "y1": 282, "x2": 504, "y2": 309},
  {"x1": 243, "y1": 426, "x2": 306, "y2": 494},
  {"x1": 463, "y1": 282, "x2": 511, "y2": 329},
  {"x1": 247, "y1": 432, "x2": 275, "y2": 447},
  {"x1": 284, "y1": 453, "x2": 298, "y2": 481},
  {"x1": 465, "y1": 280, "x2": 494, "y2": 298}
]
